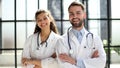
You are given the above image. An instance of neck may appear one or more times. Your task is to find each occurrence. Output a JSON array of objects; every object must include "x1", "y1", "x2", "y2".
[
  {"x1": 40, "y1": 29, "x2": 51, "y2": 43},
  {"x1": 41, "y1": 29, "x2": 51, "y2": 37}
]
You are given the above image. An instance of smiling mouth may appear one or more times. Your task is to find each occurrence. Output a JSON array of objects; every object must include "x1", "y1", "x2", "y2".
[
  {"x1": 73, "y1": 21, "x2": 78, "y2": 22},
  {"x1": 72, "y1": 18, "x2": 79, "y2": 22},
  {"x1": 72, "y1": 20, "x2": 79, "y2": 23},
  {"x1": 41, "y1": 23, "x2": 46, "y2": 27}
]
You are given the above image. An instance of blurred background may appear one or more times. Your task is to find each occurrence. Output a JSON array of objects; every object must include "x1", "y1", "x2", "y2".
[{"x1": 0, "y1": 0, "x2": 120, "y2": 68}]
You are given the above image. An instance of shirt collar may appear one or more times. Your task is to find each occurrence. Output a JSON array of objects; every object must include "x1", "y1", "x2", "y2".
[{"x1": 72, "y1": 27, "x2": 85, "y2": 37}]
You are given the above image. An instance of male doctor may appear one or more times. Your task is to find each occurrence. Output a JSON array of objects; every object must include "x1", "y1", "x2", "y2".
[{"x1": 56, "y1": 1, "x2": 106, "y2": 68}]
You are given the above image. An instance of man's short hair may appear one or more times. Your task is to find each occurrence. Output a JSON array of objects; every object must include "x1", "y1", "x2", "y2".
[{"x1": 68, "y1": 1, "x2": 85, "y2": 12}]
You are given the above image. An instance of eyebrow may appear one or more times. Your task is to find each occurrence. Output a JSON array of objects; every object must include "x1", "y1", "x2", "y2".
[{"x1": 69, "y1": 11, "x2": 83, "y2": 13}]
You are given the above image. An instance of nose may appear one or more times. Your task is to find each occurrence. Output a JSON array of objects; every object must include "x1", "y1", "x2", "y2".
[
  {"x1": 41, "y1": 20, "x2": 45, "y2": 23},
  {"x1": 73, "y1": 14, "x2": 77, "y2": 18}
]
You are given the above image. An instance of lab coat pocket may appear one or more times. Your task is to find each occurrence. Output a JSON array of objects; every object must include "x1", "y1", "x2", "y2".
[
  {"x1": 80, "y1": 45, "x2": 95, "y2": 58},
  {"x1": 85, "y1": 46, "x2": 97, "y2": 58}
]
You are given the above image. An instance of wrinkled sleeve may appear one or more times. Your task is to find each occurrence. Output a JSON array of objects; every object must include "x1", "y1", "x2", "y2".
[
  {"x1": 83, "y1": 36, "x2": 106, "y2": 68},
  {"x1": 22, "y1": 37, "x2": 31, "y2": 59},
  {"x1": 56, "y1": 37, "x2": 77, "y2": 68}
]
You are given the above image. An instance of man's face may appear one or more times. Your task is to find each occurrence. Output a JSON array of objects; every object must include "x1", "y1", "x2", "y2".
[{"x1": 69, "y1": 6, "x2": 86, "y2": 28}]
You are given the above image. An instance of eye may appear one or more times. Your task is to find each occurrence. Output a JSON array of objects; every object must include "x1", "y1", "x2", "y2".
[
  {"x1": 76, "y1": 11, "x2": 82, "y2": 15},
  {"x1": 43, "y1": 17, "x2": 47, "y2": 20},
  {"x1": 69, "y1": 13, "x2": 74, "y2": 16},
  {"x1": 77, "y1": 12, "x2": 81, "y2": 14},
  {"x1": 37, "y1": 19, "x2": 42, "y2": 22}
]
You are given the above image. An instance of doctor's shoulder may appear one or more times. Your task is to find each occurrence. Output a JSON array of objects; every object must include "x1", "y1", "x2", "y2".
[
  {"x1": 92, "y1": 33, "x2": 102, "y2": 41},
  {"x1": 91, "y1": 33, "x2": 104, "y2": 47},
  {"x1": 51, "y1": 31, "x2": 61, "y2": 40},
  {"x1": 24, "y1": 33, "x2": 38, "y2": 43},
  {"x1": 23, "y1": 33, "x2": 38, "y2": 50},
  {"x1": 56, "y1": 33, "x2": 68, "y2": 46},
  {"x1": 61, "y1": 32, "x2": 68, "y2": 39},
  {"x1": 54, "y1": 32, "x2": 65, "y2": 43}
]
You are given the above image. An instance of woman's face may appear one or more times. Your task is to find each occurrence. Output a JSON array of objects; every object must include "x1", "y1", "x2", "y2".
[{"x1": 36, "y1": 13, "x2": 51, "y2": 30}]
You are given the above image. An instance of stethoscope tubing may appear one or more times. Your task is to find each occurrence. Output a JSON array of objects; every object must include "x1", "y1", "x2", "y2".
[
  {"x1": 37, "y1": 32, "x2": 48, "y2": 50},
  {"x1": 67, "y1": 27, "x2": 94, "y2": 54},
  {"x1": 67, "y1": 26, "x2": 72, "y2": 50}
]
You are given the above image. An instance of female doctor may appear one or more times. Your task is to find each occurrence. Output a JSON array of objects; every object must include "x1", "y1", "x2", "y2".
[
  {"x1": 21, "y1": 9, "x2": 60, "y2": 68},
  {"x1": 56, "y1": 1, "x2": 106, "y2": 68}
]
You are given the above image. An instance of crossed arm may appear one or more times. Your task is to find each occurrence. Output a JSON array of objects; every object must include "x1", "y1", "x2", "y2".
[
  {"x1": 22, "y1": 58, "x2": 42, "y2": 68},
  {"x1": 21, "y1": 52, "x2": 56, "y2": 68},
  {"x1": 59, "y1": 50, "x2": 99, "y2": 65}
]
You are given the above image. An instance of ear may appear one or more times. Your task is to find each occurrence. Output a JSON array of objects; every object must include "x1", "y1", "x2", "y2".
[{"x1": 83, "y1": 12, "x2": 86, "y2": 19}]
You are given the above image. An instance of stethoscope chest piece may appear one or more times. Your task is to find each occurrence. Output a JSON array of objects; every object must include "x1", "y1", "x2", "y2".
[
  {"x1": 37, "y1": 47, "x2": 40, "y2": 50},
  {"x1": 69, "y1": 49, "x2": 74, "y2": 54}
]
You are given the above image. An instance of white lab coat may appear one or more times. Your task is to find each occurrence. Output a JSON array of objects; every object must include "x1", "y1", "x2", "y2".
[
  {"x1": 22, "y1": 31, "x2": 60, "y2": 68},
  {"x1": 56, "y1": 28, "x2": 106, "y2": 68}
]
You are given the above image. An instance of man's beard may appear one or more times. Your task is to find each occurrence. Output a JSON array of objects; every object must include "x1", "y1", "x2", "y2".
[{"x1": 70, "y1": 18, "x2": 84, "y2": 28}]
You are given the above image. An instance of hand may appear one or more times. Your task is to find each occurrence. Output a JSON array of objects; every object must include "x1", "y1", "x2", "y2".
[
  {"x1": 22, "y1": 58, "x2": 41, "y2": 68},
  {"x1": 59, "y1": 53, "x2": 76, "y2": 65},
  {"x1": 51, "y1": 53, "x2": 56, "y2": 58},
  {"x1": 91, "y1": 50, "x2": 99, "y2": 58},
  {"x1": 34, "y1": 65, "x2": 41, "y2": 68},
  {"x1": 22, "y1": 58, "x2": 29, "y2": 66},
  {"x1": 29, "y1": 59, "x2": 41, "y2": 67}
]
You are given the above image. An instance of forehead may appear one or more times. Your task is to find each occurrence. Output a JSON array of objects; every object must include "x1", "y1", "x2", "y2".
[
  {"x1": 69, "y1": 6, "x2": 83, "y2": 12},
  {"x1": 37, "y1": 13, "x2": 48, "y2": 19}
]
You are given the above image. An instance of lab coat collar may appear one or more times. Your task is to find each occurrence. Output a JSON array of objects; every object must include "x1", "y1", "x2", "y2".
[
  {"x1": 69, "y1": 27, "x2": 87, "y2": 39},
  {"x1": 69, "y1": 29, "x2": 81, "y2": 46},
  {"x1": 46, "y1": 31, "x2": 56, "y2": 42},
  {"x1": 72, "y1": 27, "x2": 85, "y2": 37},
  {"x1": 37, "y1": 31, "x2": 56, "y2": 44},
  {"x1": 68, "y1": 27, "x2": 89, "y2": 46}
]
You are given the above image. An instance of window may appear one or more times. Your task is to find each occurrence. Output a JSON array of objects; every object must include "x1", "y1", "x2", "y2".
[{"x1": 0, "y1": 0, "x2": 120, "y2": 68}]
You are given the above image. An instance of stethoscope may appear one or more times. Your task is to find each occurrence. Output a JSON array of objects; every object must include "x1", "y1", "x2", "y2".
[
  {"x1": 67, "y1": 26, "x2": 95, "y2": 55},
  {"x1": 36, "y1": 32, "x2": 50, "y2": 50}
]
